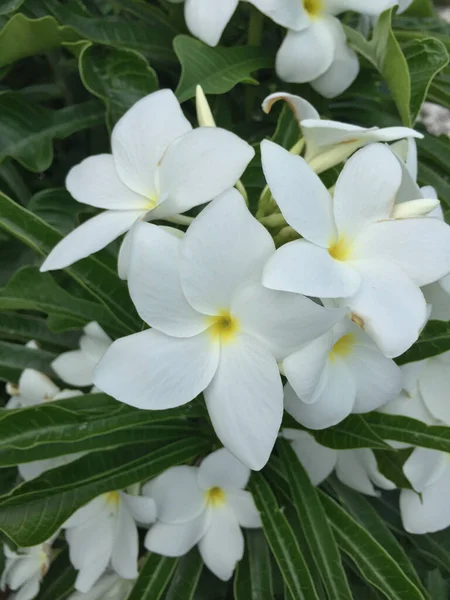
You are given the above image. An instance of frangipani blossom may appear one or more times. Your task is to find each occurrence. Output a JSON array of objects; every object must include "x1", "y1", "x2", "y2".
[
  {"x1": 52, "y1": 322, "x2": 112, "y2": 388},
  {"x1": 282, "y1": 429, "x2": 395, "y2": 496},
  {"x1": 63, "y1": 491, "x2": 156, "y2": 592},
  {"x1": 67, "y1": 573, "x2": 134, "y2": 600},
  {"x1": 275, "y1": 0, "x2": 393, "y2": 96},
  {"x1": 144, "y1": 448, "x2": 261, "y2": 581},
  {"x1": 1, "y1": 537, "x2": 55, "y2": 600},
  {"x1": 262, "y1": 92, "x2": 423, "y2": 173},
  {"x1": 166, "y1": 0, "x2": 306, "y2": 47},
  {"x1": 261, "y1": 141, "x2": 450, "y2": 357},
  {"x1": 283, "y1": 318, "x2": 402, "y2": 429},
  {"x1": 94, "y1": 190, "x2": 344, "y2": 469},
  {"x1": 40, "y1": 90, "x2": 254, "y2": 272}
]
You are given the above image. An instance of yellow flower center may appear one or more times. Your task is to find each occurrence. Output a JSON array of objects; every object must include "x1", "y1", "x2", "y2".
[
  {"x1": 304, "y1": 0, "x2": 323, "y2": 17},
  {"x1": 328, "y1": 236, "x2": 352, "y2": 261},
  {"x1": 208, "y1": 311, "x2": 239, "y2": 344},
  {"x1": 329, "y1": 334, "x2": 355, "y2": 361},
  {"x1": 146, "y1": 195, "x2": 158, "y2": 210},
  {"x1": 106, "y1": 491, "x2": 121, "y2": 505},
  {"x1": 205, "y1": 486, "x2": 226, "y2": 507}
]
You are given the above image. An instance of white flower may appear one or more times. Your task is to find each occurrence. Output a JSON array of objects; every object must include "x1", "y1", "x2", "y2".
[
  {"x1": 67, "y1": 572, "x2": 134, "y2": 600},
  {"x1": 275, "y1": 0, "x2": 393, "y2": 96},
  {"x1": 144, "y1": 448, "x2": 261, "y2": 581},
  {"x1": 167, "y1": 0, "x2": 306, "y2": 47},
  {"x1": 52, "y1": 322, "x2": 112, "y2": 388},
  {"x1": 1, "y1": 539, "x2": 54, "y2": 600},
  {"x1": 283, "y1": 317, "x2": 402, "y2": 429},
  {"x1": 262, "y1": 92, "x2": 423, "y2": 173},
  {"x1": 40, "y1": 89, "x2": 254, "y2": 272},
  {"x1": 93, "y1": 190, "x2": 344, "y2": 469},
  {"x1": 282, "y1": 429, "x2": 395, "y2": 496},
  {"x1": 261, "y1": 141, "x2": 450, "y2": 357},
  {"x1": 63, "y1": 491, "x2": 156, "y2": 592}
]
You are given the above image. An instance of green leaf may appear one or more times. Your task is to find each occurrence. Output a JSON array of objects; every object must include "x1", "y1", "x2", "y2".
[
  {"x1": 43, "y1": 0, "x2": 176, "y2": 64},
  {"x1": 426, "y1": 570, "x2": 447, "y2": 600},
  {"x1": 0, "y1": 312, "x2": 78, "y2": 350},
  {"x1": 373, "y1": 448, "x2": 414, "y2": 490},
  {"x1": 234, "y1": 530, "x2": 273, "y2": 600},
  {"x1": 249, "y1": 472, "x2": 320, "y2": 600},
  {"x1": 364, "y1": 413, "x2": 450, "y2": 454},
  {"x1": 0, "y1": 190, "x2": 140, "y2": 335},
  {"x1": 165, "y1": 550, "x2": 204, "y2": 600},
  {"x1": 78, "y1": 43, "x2": 158, "y2": 129},
  {"x1": 29, "y1": 189, "x2": 92, "y2": 235},
  {"x1": 319, "y1": 491, "x2": 427, "y2": 600},
  {"x1": 345, "y1": 8, "x2": 448, "y2": 125},
  {"x1": 397, "y1": 320, "x2": 450, "y2": 364},
  {"x1": 270, "y1": 104, "x2": 301, "y2": 151},
  {"x1": 0, "y1": 14, "x2": 78, "y2": 66},
  {"x1": 0, "y1": 93, "x2": 104, "y2": 172},
  {"x1": 0, "y1": 437, "x2": 211, "y2": 546},
  {"x1": 0, "y1": 392, "x2": 205, "y2": 465},
  {"x1": 128, "y1": 554, "x2": 178, "y2": 600},
  {"x1": 0, "y1": 0, "x2": 25, "y2": 15},
  {"x1": 174, "y1": 35, "x2": 273, "y2": 103},
  {"x1": 0, "y1": 340, "x2": 56, "y2": 382},
  {"x1": 278, "y1": 439, "x2": 353, "y2": 600},
  {"x1": 36, "y1": 549, "x2": 75, "y2": 600}
]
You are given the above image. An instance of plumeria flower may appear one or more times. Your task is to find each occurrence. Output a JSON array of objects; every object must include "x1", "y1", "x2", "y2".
[
  {"x1": 262, "y1": 92, "x2": 423, "y2": 173},
  {"x1": 261, "y1": 141, "x2": 450, "y2": 357},
  {"x1": 283, "y1": 317, "x2": 402, "y2": 429},
  {"x1": 52, "y1": 322, "x2": 112, "y2": 388},
  {"x1": 67, "y1": 572, "x2": 134, "y2": 600},
  {"x1": 63, "y1": 491, "x2": 156, "y2": 592},
  {"x1": 144, "y1": 448, "x2": 261, "y2": 581},
  {"x1": 275, "y1": 0, "x2": 393, "y2": 96},
  {"x1": 1, "y1": 537, "x2": 56, "y2": 600},
  {"x1": 40, "y1": 89, "x2": 254, "y2": 272},
  {"x1": 93, "y1": 190, "x2": 344, "y2": 469},
  {"x1": 282, "y1": 429, "x2": 395, "y2": 496},
  {"x1": 166, "y1": 0, "x2": 306, "y2": 47}
]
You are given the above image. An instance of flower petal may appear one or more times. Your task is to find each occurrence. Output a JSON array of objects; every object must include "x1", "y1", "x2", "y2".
[
  {"x1": 66, "y1": 155, "x2": 149, "y2": 210},
  {"x1": 250, "y1": 0, "x2": 308, "y2": 30},
  {"x1": 14, "y1": 575, "x2": 41, "y2": 600},
  {"x1": 204, "y1": 333, "x2": 283, "y2": 471},
  {"x1": 64, "y1": 496, "x2": 109, "y2": 529},
  {"x1": 283, "y1": 429, "x2": 337, "y2": 485},
  {"x1": 198, "y1": 448, "x2": 250, "y2": 491},
  {"x1": 180, "y1": 190, "x2": 274, "y2": 315},
  {"x1": 345, "y1": 344, "x2": 403, "y2": 413},
  {"x1": 423, "y1": 282, "x2": 450, "y2": 321},
  {"x1": 111, "y1": 90, "x2": 192, "y2": 197},
  {"x1": 262, "y1": 240, "x2": 361, "y2": 298},
  {"x1": 127, "y1": 222, "x2": 207, "y2": 337},
  {"x1": 354, "y1": 218, "x2": 450, "y2": 287},
  {"x1": 74, "y1": 553, "x2": 111, "y2": 594},
  {"x1": 51, "y1": 350, "x2": 95, "y2": 387},
  {"x1": 400, "y1": 463, "x2": 450, "y2": 534},
  {"x1": 282, "y1": 333, "x2": 332, "y2": 403},
  {"x1": 18, "y1": 369, "x2": 59, "y2": 405},
  {"x1": 262, "y1": 92, "x2": 320, "y2": 121},
  {"x1": 419, "y1": 356, "x2": 450, "y2": 424},
  {"x1": 93, "y1": 329, "x2": 220, "y2": 410},
  {"x1": 335, "y1": 450, "x2": 379, "y2": 496},
  {"x1": 120, "y1": 493, "x2": 156, "y2": 525},
  {"x1": 346, "y1": 259, "x2": 427, "y2": 358},
  {"x1": 333, "y1": 144, "x2": 402, "y2": 238},
  {"x1": 226, "y1": 490, "x2": 261, "y2": 528},
  {"x1": 7, "y1": 559, "x2": 40, "y2": 591},
  {"x1": 261, "y1": 140, "x2": 336, "y2": 246},
  {"x1": 142, "y1": 465, "x2": 205, "y2": 524},
  {"x1": 185, "y1": 0, "x2": 239, "y2": 46},
  {"x1": 403, "y1": 448, "x2": 447, "y2": 493},
  {"x1": 326, "y1": 0, "x2": 393, "y2": 15},
  {"x1": 111, "y1": 506, "x2": 139, "y2": 579},
  {"x1": 40, "y1": 210, "x2": 146, "y2": 272},
  {"x1": 156, "y1": 128, "x2": 254, "y2": 218},
  {"x1": 198, "y1": 507, "x2": 244, "y2": 581},
  {"x1": 145, "y1": 511, "x2": 209, "y2": 556},
  {"x1": 275, "y1": 18, "x2": 335, "y2": 83},
  {"x1": 284, "y1": 360, "x2": 356, "y2": 430}
]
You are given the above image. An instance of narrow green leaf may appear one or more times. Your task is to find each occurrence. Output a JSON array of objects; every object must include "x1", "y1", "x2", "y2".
[
  {"x1": 128, "y1": 553, "x2": 178, "y2": 600},
  {"x1": 418, "y1": 161, "x2": 450, "y2": 209},
  {"x1": 174, "y1": 35, "x2": 273, "y2": 103},
  {"x1": 320, "y1": 491, "x2": 427, "y2": 600},
  {"x1": 249, "y1": 472, "x2": 320, "y2": 600},
  {"x1": 0, "y1": 93, "x2": 104, "y2": 172},
  {"x1": 0, "y1": 312, "x2": 78, "y2": 350},
  {"x1": 78, "y1": 43, "x2": 158, "y2": 129},
  {"x1": 397, "y1": 320, "x2": 450, "y2": 364},
  {"x1": 0, "y1": 437, "x2": 211, "y2": 546},
  {"x1": 0, "y1": 14, "x2": 78, "y2": 66},
  {"x1": 278, "y1": 440, "x2": 353, "y2": 600},
  {"x1": 165, "y1": 549, "x2": 204, "y2": 600},
  {"x1": 234, "y1": 530, "x2": 273, "y2": 600},
  {"x1": 0, "y1": 0, "x2": 25, "y2": 15},
  {"x1": 0, "y1": 340, "x2": 56, "y2": 382},
  {"x1": 426, "y1": 570, "x2": 447, "y2": 600},
  {"x1": 0, "y1": 392, "x2": 205, "y2": 465}
]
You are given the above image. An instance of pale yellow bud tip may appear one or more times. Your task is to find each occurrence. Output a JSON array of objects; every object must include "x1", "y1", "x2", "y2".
[
  {"x1": 195, "y1": 85, "x2": 216, "y2": 128},
  {"x1": 392, "y1": 198, "x2": 440, "y2": 219}
]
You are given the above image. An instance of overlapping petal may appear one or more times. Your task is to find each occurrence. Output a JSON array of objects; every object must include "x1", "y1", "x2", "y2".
[
  {"x1": 184, "y1": 0, "x2": 239, "y2": 46},
  {"x1": 197, "y1": 448, "x2": 250, "y2": 491},
  {"x1": 283, "y1": 429, "x2": 337, "y2": 485}
]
